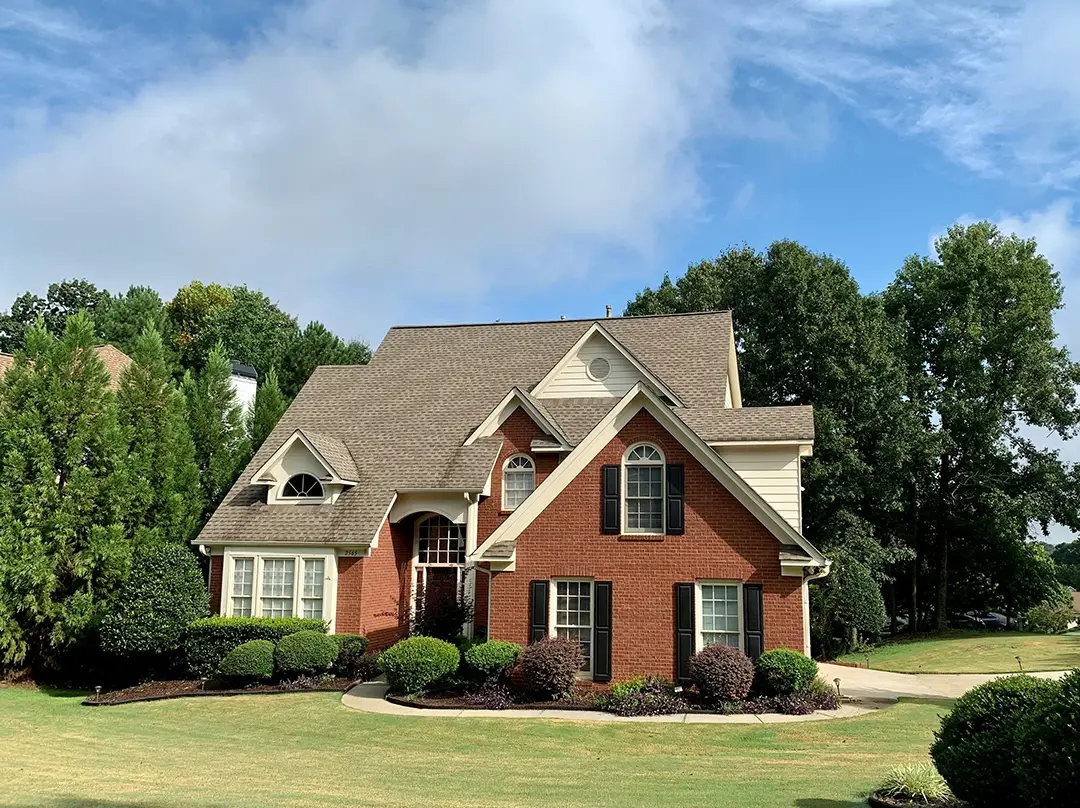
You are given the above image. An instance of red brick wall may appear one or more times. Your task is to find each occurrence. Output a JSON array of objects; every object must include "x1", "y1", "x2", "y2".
[
  {"x1": 488, "y1": 409, "x2": 804, "y2": 680},
  {"x1": 335, "y1": 556, "x2": 364, "y2": 634},
  {"x1": 209, "y1": 554, "x2": 223, "y2": 615},
  {"x1": 335, "y1": 520, "x2": 413, "y2": 650}
]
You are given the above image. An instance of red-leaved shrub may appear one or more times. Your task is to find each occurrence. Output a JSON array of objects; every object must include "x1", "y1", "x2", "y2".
[{"x1": 688, "y1": 644, "x2": 754, "y2": 703}]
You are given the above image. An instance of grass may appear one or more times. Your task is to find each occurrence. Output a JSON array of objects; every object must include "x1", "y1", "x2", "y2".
[
  {"x1": 0, "y1": 686, "x2": 949, "y2": 808},
  {"x1": 838, "y1": 630, "x2": 1080, "y2": 674}
]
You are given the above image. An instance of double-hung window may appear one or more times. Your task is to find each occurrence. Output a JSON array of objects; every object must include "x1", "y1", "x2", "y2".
[
  {"x1": 697, "y1": 581, "x2": 742, "y2": 650},
  {"x1": 552, "y1": 579, "x2": 593, "y2": 672},
  {"x1": 624, "y1": 443, "x2": 664, "y2": 533},
  {"x1": 227, "y1": 553, "x2": 330, "y2": 624},
  {"x1": 502, "y1": 455, "x2": 535, "y2": 510}
]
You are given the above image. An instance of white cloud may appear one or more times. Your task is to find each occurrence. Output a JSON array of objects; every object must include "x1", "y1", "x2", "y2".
[{"x1": 0, "y1": 0, "x2": 746, "y2": 341}]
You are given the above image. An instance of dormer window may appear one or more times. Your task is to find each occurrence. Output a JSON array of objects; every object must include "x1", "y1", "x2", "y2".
[
  {"x1": 502, "y1": 454, "x2": 536, "y2": 510},
  {"x1": 282, "y1": 473, "x2": 324, "y2": 499}
]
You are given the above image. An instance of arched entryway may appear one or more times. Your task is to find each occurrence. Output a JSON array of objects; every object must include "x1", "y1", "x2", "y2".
[{"x1": 412, "y1": 513, "x2": 467, "y2": 617}]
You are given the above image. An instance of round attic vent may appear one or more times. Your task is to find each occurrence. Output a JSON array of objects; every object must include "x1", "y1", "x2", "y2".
[{"x1": 587, "y1": 356, "x2": 611, "y2": 381}]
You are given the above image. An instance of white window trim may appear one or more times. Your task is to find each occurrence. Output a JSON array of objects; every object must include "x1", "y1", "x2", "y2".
[
  {"x1": 410, "y1": 513, "x2": 468, "y2": 623},
  {"x1": 501, "y1": 453, "x2": 536, "y2": 512},
  {"x1": 221, "y1": 547, "x2": 337, "y2": 632},
  {"x1": 622, "y1": 442, "x2": 665, "y2": 535},
  {"x1": 548, "y1": 577, "x2": 595, "y2": 678},
  {"x1": 695, "y1": 580, "x2": 743, "y2": 653},
  {"x1": 279, "y1": 473, "x2": 326, "y2": 502}
]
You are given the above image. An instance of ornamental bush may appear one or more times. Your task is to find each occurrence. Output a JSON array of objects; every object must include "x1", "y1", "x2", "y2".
[
  {"x1": 217, "y1": 640, "x2": 275, "y2": 683},
  {"x1": 930, "y1": 675, "x2": 1060, "y2": 806},
  {"x1": 274, "y1": 630, "x2": 338, "y2": 676},
  {"x1": 753, "y1": 649, "x2": 818, "y2": 696},
  {"x1": 183, "y1": 617, "x2": 326, "y2": 677},
  {"x1": 1024, "y1": 600, "x2": 1072, "y2": 634},
  {"x1": 379, "y1": 636, "x2": 460, "y2": 695},
  {"x1": 520, "y1": 636, "x2": 582, "y2": 699},
  {"x1": 601, "y1": 676, "x2": 686, "y2": 717},
  {"x1": 330, "y1": 635, "x2": 371, "y2": 678},
  {"x1": 1014, "y1": 669, "x2": 1080, "y2": 806},
  {"x1": 877, "y1": 763, "x2": 952, "y2": 805},
  {"x1": 464, "y1": 641, "x2": 521, "y2": 682},
  {"x1": 99, "y1": 544, "x2": 209, "y2": 674},
  {"x1": 688, "y1": 644, "x2": 754, "y2": 703}
]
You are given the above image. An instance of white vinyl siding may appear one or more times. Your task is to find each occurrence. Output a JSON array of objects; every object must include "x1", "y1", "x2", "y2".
[
  {"x1": 717, "y1": 447, "x2": 802, "y2": 531},
  {"x1": 535, "y1": 334, "x2": 645, "y2": 398}
]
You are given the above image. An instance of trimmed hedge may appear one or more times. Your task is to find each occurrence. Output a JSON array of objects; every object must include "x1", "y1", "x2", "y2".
[
  {"x1": 688, "y1": 645, "x2": 754, "y2": 703},
  {"x1": 183, "y1": 617, "x2": 326, "y2": 677},
  {"x1": 930, "y1": 674, "x2": 1060, "y2": 806},
  {"x1": 520, "y1": 636, "x2": 582, "y2": 699},
  {"x1": 1014, "y1": 669, "x2": 1080, "y2": 806},
  {"x1": 274, "y1": 630, "x2": 338, "y2": 676},
  {"x1": 463, "y1": 641, "x2": 521, "y2": 681},
  {"x1": 379, "y1": 637, "x2": 460, "y2": 695},
  {"x1": 218, "y1": 640, "x2": 275, "y2": 682},
  {"x1": 331, "y1": 635, "x2": 371, "y2": 678},
  {"x1": 753, "y1": 649, "x2": 818, "y2": 696}
]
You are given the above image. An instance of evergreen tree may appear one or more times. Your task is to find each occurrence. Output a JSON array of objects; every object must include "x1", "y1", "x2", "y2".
[
  {"x1": 248, "y1": 367, "x2": 289, "y2": 454},
  {"x1": 279, "y1": 320, "x2": 370, "y2": 398},
  {"x1": 0, "y1": 313, "x2": 134, "y2": 668},
  {"x1": 100, "y1": 286, "x2": 173, "y2": 361},
  {"x1": 116, "y1": 322, "x2": 203, "y2": 545},
  {"x1": 183, "y1": 342, "x2": 249, "y2": 521}
]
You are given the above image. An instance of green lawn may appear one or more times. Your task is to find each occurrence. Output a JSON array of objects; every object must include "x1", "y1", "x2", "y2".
[
  {"x1": 838, "y1": 631, "x2": 1080, "y2": 673},
  {"x1": 0, "y1": 687, "x2": 948, "y2": 808}
]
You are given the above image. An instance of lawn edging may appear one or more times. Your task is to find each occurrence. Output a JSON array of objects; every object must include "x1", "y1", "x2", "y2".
[{"x1": 84, "y1": 677, "x2": 357, "y2": 706}]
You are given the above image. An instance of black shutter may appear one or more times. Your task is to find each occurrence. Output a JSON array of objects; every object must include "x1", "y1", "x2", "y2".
[
  {"x1": 743, "y1": 583, "x2": 764, "y2": 660},
  {"x1": 674, "y1": 582, "x2": 695, "y2": 685},
  {"x1": 601, "y1": 464, "x2": 620, "y2": 534},
  {"x1": 666, "y1": 464, "x2": 685, "y2": 535},
  {"x1": 529, "y1": 580, "x2": 549, "y2": 643},
  {"x1": 593, "y1": 581, "x2": 613, "y2": 682}
]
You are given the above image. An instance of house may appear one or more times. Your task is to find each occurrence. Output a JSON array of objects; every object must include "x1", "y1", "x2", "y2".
[
  {"x1": 0, "y1": 344, "x2": 132, "y2": 390},
  {"x1": 195, "y1": 311, "x2": 829, "y2": 683}
]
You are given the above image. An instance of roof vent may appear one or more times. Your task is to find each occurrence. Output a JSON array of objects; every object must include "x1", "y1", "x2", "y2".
[{"x1": 587, "y1": 356, "x2": 611, "y2": 382}]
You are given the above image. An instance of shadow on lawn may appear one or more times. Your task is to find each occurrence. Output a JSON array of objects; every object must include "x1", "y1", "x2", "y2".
[
  {"x1": 41, "y1": 799, "x2": 227, "y2": 808},
  {"x1": 794, "y1": 800, "x2": 866, "y2": 807}
]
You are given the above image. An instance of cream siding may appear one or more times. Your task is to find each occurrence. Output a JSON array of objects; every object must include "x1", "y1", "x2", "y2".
[
  {"x1": 535, "y1": 333, "x2": 646, "y2": 398},
  {"x1": 264, "y1": 441, "x2": 345, "y2": 505},
  {"x1": 716, "y1": 446, "x2": 802, "y2": 531}
]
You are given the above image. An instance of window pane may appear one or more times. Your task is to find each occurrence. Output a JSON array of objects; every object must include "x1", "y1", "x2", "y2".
[
  {"x1": 416, "y1": 516, "x2": 465, "y2": 564},
  {"x1": 261, "y1": 558, "x2": 295, "y2": 618},
  {"x1": 230, "y1": 558, "x2": 254, "y2": 617},
  {"x1": 700, "y1": 584, "x2": 740, "y2": 649},
  {"x1": 554, "y1": 581, "x2": 592, "y2": 671}
]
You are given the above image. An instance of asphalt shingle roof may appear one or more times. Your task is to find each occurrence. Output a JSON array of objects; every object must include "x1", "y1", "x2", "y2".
[{"x1": 199, "y1": 311, "x2": 811, "y2": 547}]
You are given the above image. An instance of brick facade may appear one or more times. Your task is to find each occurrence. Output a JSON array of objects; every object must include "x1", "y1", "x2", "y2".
[
  {"x1": 332, "y1": 521, "x2": 414, "y2": 650},
  {"x1": 209, "y1": 554, "x2": 223, "y2": 613},
  {"x1": 486, "y1": 410, "x2": 804, "y2": 680}
]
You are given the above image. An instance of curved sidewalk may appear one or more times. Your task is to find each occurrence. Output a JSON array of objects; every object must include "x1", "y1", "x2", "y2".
[
  {"x1": 341, "y1": 680, "x2": 881, "y2": 723},
  {"x1": 818, "y1": 662, "x2": 1067, "y2": 701}
]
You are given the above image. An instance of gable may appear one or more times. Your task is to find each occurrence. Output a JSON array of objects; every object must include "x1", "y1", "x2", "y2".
[{"x1": 535, "y1": 331, "x2": 647, "y2": 399}]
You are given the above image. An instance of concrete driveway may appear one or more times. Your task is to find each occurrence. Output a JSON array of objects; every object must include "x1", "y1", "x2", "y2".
[{"x1": 818, "y1": 662, "x2": 1067, "y2": 701}]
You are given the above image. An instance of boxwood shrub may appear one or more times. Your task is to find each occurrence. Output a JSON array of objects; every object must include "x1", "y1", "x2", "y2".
[
  {"x1": 183, "y1": 617, "x2": 326, "y2": 677},
  {"x1": 753, "y1": 649, "x2": 818, "y2": 696},
  {"x1": 930, "y1": 674, "x2": 1060, "y2": 806},
  {"x1": 274, "y1": 630, "x2": 338, "y2": 676},
  {"x1": 463, "y1": 640, "x2": 521, "y2": 682},
  {"x1": 520, "y1": 636, "x2": 582, "y2": 699},
  {"x1": 688, "y1": 645, "x2": 754, "y2": 703},
  {"x1": 379, "y1": 636, "x2": 460, "y2": 695},
  {"x1": 218, "y1": 640, "x2": 275, "y2": 683},
  {"x1": 1014, "y1": 669, "x2": 1080, "y2": 806}
]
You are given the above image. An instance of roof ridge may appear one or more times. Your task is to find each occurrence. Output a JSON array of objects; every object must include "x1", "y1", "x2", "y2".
[{"x1": 386, "y1": 309, "x2": 731, "y2": 331}]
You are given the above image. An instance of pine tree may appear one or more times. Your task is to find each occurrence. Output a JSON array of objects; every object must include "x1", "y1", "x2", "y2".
[
  {"x1": 116, "y1": 322, "x2": 203, "y2": 545},
  {"x1": 0, "y1": 313, "x2": 134, "y2": 668},
  {"x1": 183, "y1": 341, "x2": 249, "y2": 522},
  {"x1": 248, "y1": 367, "x2": 289, "y2": 454}
]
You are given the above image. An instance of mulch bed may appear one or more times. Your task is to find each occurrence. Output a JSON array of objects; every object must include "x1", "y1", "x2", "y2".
[
  {"x1": 387, "y1": 692, "x2": 596, "y2": 711},
  {"x1": 84, "y1": 677, "x2": 357, "y2": 706},
  {"x1": 868, "y1": 793, "x2": 965, "y2": 808}
]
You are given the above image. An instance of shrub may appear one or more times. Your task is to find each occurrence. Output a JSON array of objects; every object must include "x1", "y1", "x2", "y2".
[
  {"x1": 520, "y1": 637, "x2": 582, "y2": 699},
  {"x1": 410, "y1": 592, "x2": 475, "y2": 642},
  {"x1": 274, "y1": 630, "x2": 338, "y2": 676},
  {"x1": 772, "y1": 693, "x2": 815, "y2": 715},
  {"x1": 217, "y1": 640, "x2": 275, "y2": 683},
  {"x1": 1014, "y1": 669, "x2": 1080, "y2": 806},
  {"x1": 809, "y1": 550, "x2": 887, "y2": 657},
  {"x1": 466, "y1": 680, "x2": 514, "y2": 710},
  {"x1": 379, "y1": 636, "x2": 460, "y2": 694},
  {"x1": 279, "y1": 674, "x2": 322, "y2": 691},
  {"x1": 464, "y1": 641, "x2": 521, "y2": 682},
  {"x1": 346, "y1": 651, "x2": 382, "y2": 683},
  {"x1": 688, "y1": 644, "x2": 754, "y2": 703},
  {"x1": 601, "y1": 676, "x2": 687, "y2": 717},
  {"x1": 878, "y1": 763, "x2": 952, "y2": 804},
  {"x1": 753, "y1": 649, "x2": 818, "y2": 696},
  {"x1": 805, "y1": 676, "x2": 840, "y2": 711},
  {"x1": 183, "y1": 617, "x2": 326, "y2": 677},
  {"x1": 99, "y1": 544, "x2": 209, "y2": 673},
  {"x1": 1024, "y1": 600, "x2": 1072, "y2": 634},
  {"x1": 930, "y1": 674, "x2": 1060, "y2": 806},
  {"x1": 330, "y1": 635, "x2": 371, "y2": 678}
]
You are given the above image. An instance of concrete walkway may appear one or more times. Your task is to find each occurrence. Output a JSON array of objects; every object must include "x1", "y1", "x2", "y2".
[
  {"x1": 340, "y1": 680, "x2": 881, "y2": 723},
  {"x1": 818, "y1": 662, "x2": 1067, "y2": 701}
]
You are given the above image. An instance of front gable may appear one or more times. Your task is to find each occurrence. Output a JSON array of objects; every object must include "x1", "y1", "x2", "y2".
[{"x1": 251, "y1": 429, "x2": 357, "y2": 505}]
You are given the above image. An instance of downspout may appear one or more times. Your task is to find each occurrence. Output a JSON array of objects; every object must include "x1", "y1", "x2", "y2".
[
  {"x1": 197, "y1": 544, "x2": 213, "y2": 595},
  {"x1": 802, "y1": 561, "x2": 832, "y2": 657},
  {"x1": 464, "y1": 493, "x2": 480, "y2": 639}
]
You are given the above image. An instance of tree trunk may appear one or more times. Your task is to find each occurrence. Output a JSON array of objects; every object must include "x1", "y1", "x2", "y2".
[
  {"x1": 889, "y1": 579, "x2": 898, "y2": 635},
  {"x1": 936, "y1": 537, "x2": 949, "y2": 632},
  {"x1": 909, "y1": 557, "x2": 919, "y2": 633}
]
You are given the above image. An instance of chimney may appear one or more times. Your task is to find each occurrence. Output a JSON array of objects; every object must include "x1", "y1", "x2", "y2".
[
  {"x1": 229, "y1": 361, "x2": 258, "y2": 416},
  {"x1": 605, "y1": 305, "x2": 612, "y2": 318}
]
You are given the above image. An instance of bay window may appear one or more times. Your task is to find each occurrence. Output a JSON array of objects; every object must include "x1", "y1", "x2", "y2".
[{"x1": 225, "y1": 550, "x2": 334, "y2": 628}]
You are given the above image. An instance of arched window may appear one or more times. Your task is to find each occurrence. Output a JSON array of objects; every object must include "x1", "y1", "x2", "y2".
[
  {"x1": 502, "y1": 454, "x2": 535, "y2": 510},
  {"x1": 415, "y1": 514, "x2": 466, "y2": 565},
  {"x1": 281, "y1": 473, "x2": 324, "y2": 499},
  {"x1": 624, "y1": 443, "x2": 664, "y2": 533}
]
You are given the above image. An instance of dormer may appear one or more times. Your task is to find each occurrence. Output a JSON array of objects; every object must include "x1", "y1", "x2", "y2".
[
  {"x1": 251, "y1": 429, "x2": 358, "y2": 505},
  {"x1": 531, "y1": 323, "x2": 684, "y2": 405}
]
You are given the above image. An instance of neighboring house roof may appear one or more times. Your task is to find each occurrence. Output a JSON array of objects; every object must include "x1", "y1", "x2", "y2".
[
  {"x1": 0, "y1": 344, "x2": 132, "y2": 391},
  {"x1": 199, "y1": 311, "x2": 813, "y2": 548}
]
